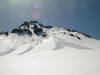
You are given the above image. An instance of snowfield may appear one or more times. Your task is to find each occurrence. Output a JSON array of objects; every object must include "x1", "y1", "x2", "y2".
[{"x1": 0, "y1": 21, "x2": 100, "y2": 75}]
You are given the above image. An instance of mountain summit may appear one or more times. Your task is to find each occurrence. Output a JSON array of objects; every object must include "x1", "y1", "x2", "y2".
[
  {"x1": 0, "y1": 21, "x2": 91, "y2": 39},
  {"x1": 0, "y1": 21, "x2": 100, "y2": 75},
  {"x1": 11, "y1": 21, "x2": 91, "y2": 39},
  {"x1": 0, "y1": 21, "x2": 100, "y2": 56}
]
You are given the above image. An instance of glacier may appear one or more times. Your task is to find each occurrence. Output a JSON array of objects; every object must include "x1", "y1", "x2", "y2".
[{"x1": 0, "y1": 21, "x2": 100, "y2": 75}]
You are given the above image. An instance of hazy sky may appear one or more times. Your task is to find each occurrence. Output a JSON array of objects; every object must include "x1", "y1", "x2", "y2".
[{"x1": 0, "y1": 0, "x2": 100, "y2": 39}]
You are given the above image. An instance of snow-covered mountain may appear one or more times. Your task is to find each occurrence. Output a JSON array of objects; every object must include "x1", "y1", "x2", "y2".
[{"x1": 0, "y1": 21, "x2": 100, "y2": 75}]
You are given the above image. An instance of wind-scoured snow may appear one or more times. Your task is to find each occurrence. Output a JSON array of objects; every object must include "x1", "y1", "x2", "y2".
[{"x1": 0, "y1": 21, "x2": 100, "y2": 75}]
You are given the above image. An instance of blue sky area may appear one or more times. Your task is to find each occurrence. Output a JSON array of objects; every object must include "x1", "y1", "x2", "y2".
[{"x1": 0, "y1": 0, "x2": 100, "y2": 39}]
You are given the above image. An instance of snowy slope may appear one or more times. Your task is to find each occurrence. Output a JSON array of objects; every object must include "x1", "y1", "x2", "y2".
[{"x1": 0, "y1": 21, "x2": 100, "y2": 75}]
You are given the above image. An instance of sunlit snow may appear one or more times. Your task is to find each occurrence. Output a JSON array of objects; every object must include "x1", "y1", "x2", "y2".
[{"x1": 0, "y1": 21, "x2": 100, "y2": 75}]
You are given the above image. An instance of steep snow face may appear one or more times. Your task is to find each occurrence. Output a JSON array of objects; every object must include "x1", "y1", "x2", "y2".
[
  {"x1": 0, "y1": 21, "x2": 100, "y2": 55},
  {"x1": 0, "y1": 21, "x2": 100, "y2": 75}
]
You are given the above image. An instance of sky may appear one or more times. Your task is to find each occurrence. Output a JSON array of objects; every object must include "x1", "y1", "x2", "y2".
[{"x1": 0, "y1": 0, "x2": 100, "y2": 39}]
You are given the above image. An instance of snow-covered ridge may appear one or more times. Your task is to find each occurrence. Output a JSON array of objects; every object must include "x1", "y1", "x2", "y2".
[
  {"x1": 0, "y1": 21, "x2": 91, "y2": 39},
  {"x1": 0, "y1": 21, "x2": 100, "y2": 56},
  {"x1": 0, "y1": 21, "x2": 100, "y2": 75}
]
